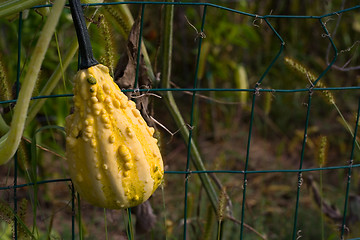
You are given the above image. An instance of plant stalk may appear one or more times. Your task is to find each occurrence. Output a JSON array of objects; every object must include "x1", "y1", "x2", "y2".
[
  {"x1": 26, "y1": 34, "x2": 82, "y2": 125},
  {"x1": 0, "y1": 115, "x2": 9, "y2": 135},
  {"x1": 0, "y1": 0, "x2": 66, "y2": 165},
  {"x1": 160, "y1": 0, "x2": 218, "y2": 211}
]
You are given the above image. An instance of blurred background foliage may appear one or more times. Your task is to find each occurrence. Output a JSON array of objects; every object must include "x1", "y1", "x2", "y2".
[{"x1": 0, "y1": 0, "x2": 360, "y2": 239}]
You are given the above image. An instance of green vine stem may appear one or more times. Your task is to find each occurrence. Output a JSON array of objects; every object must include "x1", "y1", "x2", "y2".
[
  {"x1": 26, "y1": 32, "x2": 86, "y2": 126},
  {"x1": 5, "y1": 2, "x2": 148, "y2": 135},
  {"x1": 0, "y1": 0, "x2": 66, "y2": 165},
  {"x1": 0, "y1": 115, "x2": 9, "y2": 135},
  {"x1": 2, "y1": 23, "x2": 93, "y2": 133},
  {"x1": 0, "y1": 0, "x2": 46, "y2": 18},
  {"x1": 160, "y1": 1, "x2": 218, "y2": 211},
  {"x1": 0, "y1": 56, "x2": 11, "y2": 134}
]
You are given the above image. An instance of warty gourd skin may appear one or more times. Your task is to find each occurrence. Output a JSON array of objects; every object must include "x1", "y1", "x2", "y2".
[{"x1": 66, "y1": 0, "x2": 164, "y2": 209}]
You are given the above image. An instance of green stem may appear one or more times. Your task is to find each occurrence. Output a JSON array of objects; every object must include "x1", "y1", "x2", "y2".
[
  {"x1": 319, "y1": 167, "x2": 324, "y2": 240},
  {"x1": 217, "y1": 220, "x2": 222, "y2": 240},
  {"x1": 163, "y1": 94, "x2": 218, "y2": 210},
  {"x1": 26, "y1": 35, "x2": 81, "y2": 125},
  {"x1": 0, "y1": 0, "x2": 66, "y2": 165},
  {"x1": 0, "y1": 0, "x2": 46, "y2": 18},
  {"x1": 0, "y1": 16, "x2": 82, "y2": 136},
  {"x1": 0, "y1": 115, "x2": 9, "y2": 135},
  {"x1": 160, "y1": 0, "x2": 218, "y2": 211},
  {"x1": 126, "y1": 208, "x2": 134, "y2": 240},
  {"x1": 160, "y1": 1, "x2": 173, "y2": 90}
]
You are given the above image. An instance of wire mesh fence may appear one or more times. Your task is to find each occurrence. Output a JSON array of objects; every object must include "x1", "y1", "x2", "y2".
[{"x1": 0, "y1": 1, "x2": 360, "y2": 239}]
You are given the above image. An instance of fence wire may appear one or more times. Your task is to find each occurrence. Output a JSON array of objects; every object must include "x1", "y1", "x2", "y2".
[{"x1": 0, "y1": 1, "x2": 360, "y2": 240}]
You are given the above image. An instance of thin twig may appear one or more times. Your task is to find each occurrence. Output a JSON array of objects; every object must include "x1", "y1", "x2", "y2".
[
  {"x1": 325, "y1": 0, "x2": 346, "y2": 62},
  {"x1": 226, "y1": 215, "x2": 267, "y2": 240},
  {"x1": 170, "y1": 82, "x2": 241, "y2": 105},
  {"x1": 22, "y1": 137, "x2": 65, "y2": 160},
  {"x1": 184, "y1": 15, "x2": 206, "y2": 41},
  {"x1": 325, "y1": 0, "x2": 360, "y2": 71},
  {"x1": 170, "y1": 82, "x2": 285, "y2": 137}
]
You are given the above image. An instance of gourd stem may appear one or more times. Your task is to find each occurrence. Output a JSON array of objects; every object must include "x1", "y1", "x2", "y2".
[{"x1": 69, "y1": 0, "x2": 98, "y2": 69}]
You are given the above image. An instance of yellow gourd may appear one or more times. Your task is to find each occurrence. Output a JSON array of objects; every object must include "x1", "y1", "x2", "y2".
[
  {"x1": 66, "y1": 0, "x2": 163, "y2": 209},
  {"x1": 65, "y1": 64, "x2": 164, "y2": 209}
]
